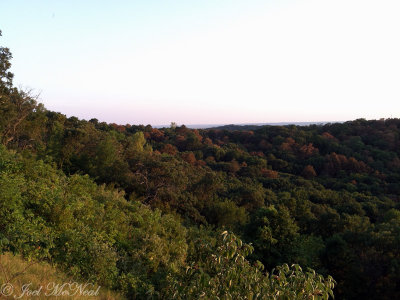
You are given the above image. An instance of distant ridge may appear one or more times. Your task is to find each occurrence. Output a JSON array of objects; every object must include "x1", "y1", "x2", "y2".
[{"x1": 155, "y1": 121, "x2": 342, "y2": 130}]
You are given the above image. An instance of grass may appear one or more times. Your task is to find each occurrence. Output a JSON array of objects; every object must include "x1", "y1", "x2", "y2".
[{"x1": 0, "y1": 253, "x2": 125, "y2": 299}]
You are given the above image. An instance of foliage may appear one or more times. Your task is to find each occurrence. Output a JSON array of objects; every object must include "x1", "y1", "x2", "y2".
[
  {"x1": 169, "y1": 232, "x2": 335, "y2": 299},
  {"x1": 3, "y1": 31, "x2": 400, "y2": 298}
]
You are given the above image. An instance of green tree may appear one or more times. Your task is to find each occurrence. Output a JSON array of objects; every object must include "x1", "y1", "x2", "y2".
[{"x1": 169, "y1": 231, "x2": 335, "y2": 299}]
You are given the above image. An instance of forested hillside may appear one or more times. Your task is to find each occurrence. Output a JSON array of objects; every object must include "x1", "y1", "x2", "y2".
[{"x1": 1, "y1": 31, "x2": 400, "y2": 299}]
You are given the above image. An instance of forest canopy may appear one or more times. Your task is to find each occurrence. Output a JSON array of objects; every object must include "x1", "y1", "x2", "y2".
[{"x1": 1, "y1": 31, "x2": 400, "y2": 299}]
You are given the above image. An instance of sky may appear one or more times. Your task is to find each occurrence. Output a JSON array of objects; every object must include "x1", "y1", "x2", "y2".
[{"x1": 1, "y1": 0, "x2": 400, "y2": 125}]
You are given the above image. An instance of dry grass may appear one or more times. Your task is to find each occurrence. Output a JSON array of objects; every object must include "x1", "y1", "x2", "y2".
[{"x1": 0, "y1": 253, "x2": 125, "y2": 300}]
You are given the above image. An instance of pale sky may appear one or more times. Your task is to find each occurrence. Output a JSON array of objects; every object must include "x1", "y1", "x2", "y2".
[{"x1": 1, "y1": 0, "x2": 399, "y2": 125}]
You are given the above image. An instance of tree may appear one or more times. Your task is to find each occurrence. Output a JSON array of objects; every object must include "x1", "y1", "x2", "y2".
[
  {"x1": 131, "y1": 131, "x2": 146, "y2": 152},
  {"x1": 302, "y1": 165, "x2": 317, "y2": 178},
  {"x1": 246, "y1": 205, "x2": 299, "y2": 268},
  {"x1": 0, "y1": 32, "x2": 42, "y2": 147},
  {"x1": 0, "y1": 30, "x2": 14, "y2": 90},
  {"x1": 169, "y1": 232, "x2": 335, "y2": 299}
]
